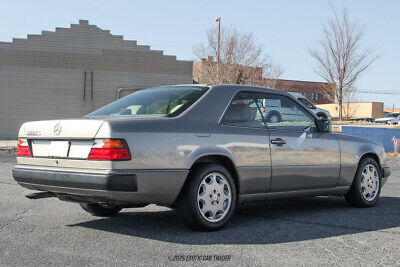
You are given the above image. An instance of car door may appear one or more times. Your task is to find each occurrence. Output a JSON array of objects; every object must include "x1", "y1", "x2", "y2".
[
  {"x1": 219, "y1": 91, "x2": 272, "y2": 195},
  {"x1": 263, "y1": 93, "x2": 341, "y2": 192}
]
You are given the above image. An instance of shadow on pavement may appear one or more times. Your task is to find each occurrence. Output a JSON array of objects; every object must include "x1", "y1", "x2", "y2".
[{"x1": 68, "y1": 196, "x2": 400, "y2": 245}]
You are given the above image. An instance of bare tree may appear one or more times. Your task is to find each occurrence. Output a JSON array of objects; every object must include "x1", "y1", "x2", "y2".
[
  {"x1": 193, "y1": 26, "x2": 283, "y2": 86},
  {"x1": 262, "y1": 55, "x2": 284, "y2": 88},
  {"x1": 342, "y1": 87, "x2": 360, "y2": 120},
  {"x1": 309, "y1": 7, "x2": 379, "y2": 120}
]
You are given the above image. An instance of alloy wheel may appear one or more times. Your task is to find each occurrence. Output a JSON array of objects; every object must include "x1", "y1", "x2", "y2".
[
  {"x1": 360, "y1": 164, "x2": 380, "y2": 201},
  {"x1": 197, "y1": 172, "x2": 232, "y2": 223}
]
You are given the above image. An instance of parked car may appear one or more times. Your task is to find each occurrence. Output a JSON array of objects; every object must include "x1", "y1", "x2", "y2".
[
  {"x1": 289, "y1": 92, "x2": 332, "y2": 120},
  {"x1": 375, "y1": 112, "x2": 400, "y2": 125},
  {"x1": 13, "y1": 84, "x2": 390, "y2": 231},
  {"x1": 349, "y1": 117, "x2": 375, "y2": 123},
  {"x1": 258, "y1": 92, "x2": 332, "y2": 124}
]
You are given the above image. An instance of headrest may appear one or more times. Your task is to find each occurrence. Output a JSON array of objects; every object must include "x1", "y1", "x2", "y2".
[{"x1": 223, "y1": 104, "x2": 254, "y2": 122}]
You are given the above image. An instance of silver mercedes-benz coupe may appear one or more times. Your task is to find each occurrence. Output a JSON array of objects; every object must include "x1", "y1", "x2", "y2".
[{"x1": 13, "y1": 84, "x2": 391, "y2": 231}]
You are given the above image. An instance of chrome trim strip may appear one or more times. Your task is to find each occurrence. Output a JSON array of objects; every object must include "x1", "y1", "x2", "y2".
[{"x1": 238, "y1": 186, "x2": 350, "y2": 204}]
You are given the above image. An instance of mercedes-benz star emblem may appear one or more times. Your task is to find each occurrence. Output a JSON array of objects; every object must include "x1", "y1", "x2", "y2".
[{"x1": 54, "y1": 123, "x2": 61, "y2": 135}]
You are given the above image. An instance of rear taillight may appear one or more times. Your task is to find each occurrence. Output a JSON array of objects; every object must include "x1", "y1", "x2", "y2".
[
  {"x1": 88, "y1": 139, "x2": 131, "y2": 160},
  {"x1": 17, "y1": 139, "x2": 32, "y2": 157}
]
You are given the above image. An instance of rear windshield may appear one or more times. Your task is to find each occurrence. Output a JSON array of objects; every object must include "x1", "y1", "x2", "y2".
[
  {"x1": 87, "y1": 86, "x2": 208, "y2": 117},
  {"x1": 385, "y1": 113, "x2": 400, "y2": 118}
]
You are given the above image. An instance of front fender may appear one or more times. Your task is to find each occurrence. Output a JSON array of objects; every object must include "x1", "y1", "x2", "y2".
[{"x1": 337, "y1": 134, "x2": 384, "y2": 186}]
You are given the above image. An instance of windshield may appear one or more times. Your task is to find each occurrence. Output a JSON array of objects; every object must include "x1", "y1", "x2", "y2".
[
  {"x1": 88, "y1": 86, "x2": 209, "y2": 117},
  {"x1": 297, "y1": 97, "x2": 315, "y2": 109},
  {"x1": 385, "y1": 113, "x2": 400, "y2": 118}
]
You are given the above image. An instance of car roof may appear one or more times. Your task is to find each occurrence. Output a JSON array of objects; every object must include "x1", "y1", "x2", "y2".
[
  {"x1": 152, "y1": 84, "x2": 294, "y2": 97},
  {"x1": 208, "y1": 84, "x2": 294, "y2": 96}
]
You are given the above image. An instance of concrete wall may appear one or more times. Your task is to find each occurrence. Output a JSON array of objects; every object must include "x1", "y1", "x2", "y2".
[
  {"x1": 0, "y1": 20, "x2": 192, "y2": 138},
  {"x1": 317, "y1": 102, "x2": 384, "y2": 120},
  {"x1": 341, "y1": 126, "x2": 400, "y2": 153}
]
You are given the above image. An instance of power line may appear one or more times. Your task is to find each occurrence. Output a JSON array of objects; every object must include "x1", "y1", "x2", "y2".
[{"x1": 355, "y1": 90, "x2": 400, "y2": 95}]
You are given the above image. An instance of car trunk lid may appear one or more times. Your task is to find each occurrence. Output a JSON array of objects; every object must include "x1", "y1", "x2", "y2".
[
  {"x1": 19, "y1": 119, "x2": 106, "y2": 160},
  {"x1": 20, "y1": 119, "x2": 105, "y2": 139}
]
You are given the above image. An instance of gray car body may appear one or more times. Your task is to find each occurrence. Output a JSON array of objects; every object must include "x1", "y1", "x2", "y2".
[{"x1": 13, "y1": 84, "x2": 390, "y2": 207}]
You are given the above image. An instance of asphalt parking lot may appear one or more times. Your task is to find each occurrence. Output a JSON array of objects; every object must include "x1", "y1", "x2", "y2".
[{"x1": 1, "y1": 153, "x2": 399, "y2": 265}]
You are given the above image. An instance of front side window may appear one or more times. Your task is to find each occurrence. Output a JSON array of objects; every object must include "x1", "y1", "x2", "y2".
[
  {"x1": 87, "y1": 86, "x2": 208, "y2": 117},
  {"x1": 221, "y1": 91, "x2": 317, "y2": 131}
]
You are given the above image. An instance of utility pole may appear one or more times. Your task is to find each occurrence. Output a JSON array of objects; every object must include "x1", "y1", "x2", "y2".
[
  {"x1": 216, "y1": 17, "x2": 221, "y2": 63},
  {"x1": 216, "y1": 17, "x2": 221, "y2": 82}
]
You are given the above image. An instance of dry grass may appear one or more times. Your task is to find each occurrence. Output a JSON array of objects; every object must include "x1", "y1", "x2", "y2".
[{"x1": 393, "y1": 137, "x2": 400, "y2": 154}]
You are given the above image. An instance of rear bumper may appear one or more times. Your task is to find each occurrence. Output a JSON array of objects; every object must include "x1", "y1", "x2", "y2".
[
  {"x1": 13, "y1": 168, "x2": 138, "y2": 192},
  {"x1": 12, "y1": 166, "x2": 189, "y2": 206}
]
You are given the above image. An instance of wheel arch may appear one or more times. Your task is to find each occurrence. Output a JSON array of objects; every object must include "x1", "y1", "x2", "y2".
[
  {"x1": 359, "y1": 152, "x2": 382, "y2": 174},
  {"x1": 173, "y1": 152, "x2": 240, "y2": 206},
  {"x1": 190, "y1": 154, "x2": 239, "y2": 192}
]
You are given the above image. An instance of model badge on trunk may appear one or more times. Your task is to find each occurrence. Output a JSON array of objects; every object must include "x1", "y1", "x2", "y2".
[{"x1": 26, "y1": 130, "x2": 41, "y2": 136}]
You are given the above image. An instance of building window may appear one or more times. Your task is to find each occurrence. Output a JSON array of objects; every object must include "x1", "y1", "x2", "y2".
[
  {"x1": 311, "y1": 92, "x2": 315, "y2": 100},
  {"x1": 323, "y1": 94, "x2": 326, "y2": 99},
  {"x1": 315, "y1": 93, "x2": 319, "y2": 100}
]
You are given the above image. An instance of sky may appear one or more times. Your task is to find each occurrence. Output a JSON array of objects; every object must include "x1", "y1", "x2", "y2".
[{"x1": 0, "y1": 0, "x2": 399, "y2": 107}]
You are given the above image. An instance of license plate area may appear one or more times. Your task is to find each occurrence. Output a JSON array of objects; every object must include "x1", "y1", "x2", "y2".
[
  {"x1": 49, "y1": 141, "x2": 70, "y2": 158},
  {"x1": 31, "y1": 140, "x2": 93, "y2": 159}
]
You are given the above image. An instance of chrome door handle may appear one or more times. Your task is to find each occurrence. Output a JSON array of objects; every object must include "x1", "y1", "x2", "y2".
[{"x1": 271, "y1": 138, "x2": 286, "y2": 146}]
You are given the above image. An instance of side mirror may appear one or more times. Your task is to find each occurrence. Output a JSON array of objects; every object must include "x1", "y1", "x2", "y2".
[{"x1": 316, "y1": 118, "x2": 331, "y2": 133}]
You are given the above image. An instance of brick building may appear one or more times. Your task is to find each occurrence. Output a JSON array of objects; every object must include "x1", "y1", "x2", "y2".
[{"x1": 273, "y1": 79, "x2": 335, "y2": 105}]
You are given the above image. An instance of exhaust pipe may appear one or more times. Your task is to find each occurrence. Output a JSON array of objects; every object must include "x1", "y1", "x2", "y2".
[{"x1": 25, "y1": 192, "x2": 56, "y2": 199}]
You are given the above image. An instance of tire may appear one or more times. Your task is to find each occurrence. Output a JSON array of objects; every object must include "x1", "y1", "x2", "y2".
[
  {"x1": 79, "y1": 203, "x2": 123, "y2": 217},
  {"x1": 345, "y1": 157, "x2": 382, "y2": 208},
  {"x1": 266, "y1": 111, "x2": 282, "y2": 123},
  {"x1": 176, "y1": 163, "x2": 237, "y2": 231}
]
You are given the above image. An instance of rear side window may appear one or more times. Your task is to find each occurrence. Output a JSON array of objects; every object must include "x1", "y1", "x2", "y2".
[
  {"x1": 221, "y1": 91, "x2": 317, "y2": 132},
  {"x1": 88, "y1": 86, "x2": 208, "y2": 117}
]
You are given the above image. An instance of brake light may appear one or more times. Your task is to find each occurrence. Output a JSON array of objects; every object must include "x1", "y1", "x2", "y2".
[
  {"x1": 88, "y1": 139, "x2": 131, "y2": 160},
  {"x1": 17, "y1": 139, "x2": 31, "y2": 157}
]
